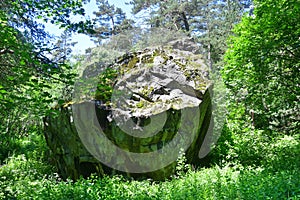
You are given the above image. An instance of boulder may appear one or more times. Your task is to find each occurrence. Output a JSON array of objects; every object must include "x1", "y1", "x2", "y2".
[{"x1": 44, "y1": 46, "x2": 212, "y2": 180}]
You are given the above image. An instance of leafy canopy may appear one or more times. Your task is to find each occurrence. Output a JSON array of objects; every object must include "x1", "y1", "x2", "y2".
[{"x1": 223, "y1": 0, "x2": 300, "y2": 133}]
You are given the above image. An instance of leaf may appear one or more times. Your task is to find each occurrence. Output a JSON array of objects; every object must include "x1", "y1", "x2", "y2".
[
  {"x1": 7, "y1": 76, "x2": 14, "y2": 81},
  {"x1": 20, "y1": 60, "x2": 26, "y2": 66},
  {"x1": 58, "y1": 99, "x2": 65, "y2": 105},
  {"x1": 43, "y1": 91, "x2": 51, "y2": 97}
]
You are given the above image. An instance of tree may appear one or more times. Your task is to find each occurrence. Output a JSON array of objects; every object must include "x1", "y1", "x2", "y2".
[
  {"x1": 223, "y1": 0, "x2": 300, "y2": 134},
  {"x1": 130, "y1": 0, "x2": 192, "y2": 31},
  {"x1": 90, "y1": 0, "x2": 134, "y2": 44},
  {"x1": 51, "y1": 30, "x2": 78, "y2": 63},
  {"x1": 0, "y1": 0, "x2": 91, "y2": 159},
  {"x1": 189, "y1": 0, "x2": 252, "y2": 71},
  {"x1": 129, "y1": 0, "x2": 252, "y2": 71},
  {"x1": 0, "y1": 0, "x2": 92, "y2": 112}
]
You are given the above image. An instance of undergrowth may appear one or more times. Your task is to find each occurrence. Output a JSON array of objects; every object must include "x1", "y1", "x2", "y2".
[{"x1": 0, "y1": 127, "x2": 299, "y2": 200}]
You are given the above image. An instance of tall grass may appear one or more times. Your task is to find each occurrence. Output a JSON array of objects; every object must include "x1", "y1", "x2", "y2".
[{"x1": 0, "y1": 130, "x2": 299, "y2": 200}]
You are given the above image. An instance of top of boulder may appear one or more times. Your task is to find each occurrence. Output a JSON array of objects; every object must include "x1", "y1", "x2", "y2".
[{"x1": 105, "y1": 47, "x2": 212, "y2": 118}]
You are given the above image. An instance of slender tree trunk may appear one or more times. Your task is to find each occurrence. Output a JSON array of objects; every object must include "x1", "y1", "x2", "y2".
[
  {"x1": 111, "y1": 16, "x2": 115, "y2": 35},
  {"x1": 207, "y1": 14, "x2": 212, "y2": 71},
  {"x1": 181, "y1": 12, "x2": 190, "y2": 32}
]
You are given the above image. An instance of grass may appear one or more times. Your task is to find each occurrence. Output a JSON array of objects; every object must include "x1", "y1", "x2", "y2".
[
  {"x1": 0, "y1": 131, "x2": 299, "y2": 200},
  {"x1": 0, "y1": 155, "x2": 299, "y2": 200},
  {"x1": 0, "y1": 118, "x2": 299, "y2": 200}
]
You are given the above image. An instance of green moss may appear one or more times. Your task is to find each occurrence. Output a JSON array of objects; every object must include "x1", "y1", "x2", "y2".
[
  {"x1": 136, "y1": 101, "x2": 145, "y2": 108},
  {"x1": 141, "y1": 85, "x2": 154, "y2": 97},
  {"x1": 127, "y1": 56, "x2": 139, "y2": 69},
  {"x1": 141, "y1": 54, "x2": 154, "y2": 63}
]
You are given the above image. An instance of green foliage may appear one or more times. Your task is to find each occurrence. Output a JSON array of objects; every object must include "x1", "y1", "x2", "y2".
[
  {"x1": 1, "y1": 154, "x2": 299, "y2": 199},
  {"x1": 209, "y1": 94, "x2": 300, "y2": 169},
  {"x1": 220, "y1": 124, "x2": 299, "y2": 170},
  {"x1": 1, "y1": 120, "x2": 299, "y2": 199},
  {"x1": 0, "y1": 155, "x2": 55, "y2": 199},
  {"x1": 2, "y1": 0, "x2": 93, "y2": 33},
  {"x1": 0, "y1": 124, "x2": 41, "y2": 162},
  {"x1": 0, "y1": 0, "x2": 89, "y2": 157},
  {"x1": 129, "y1": 0, "x2": 252, "y2": 71},
  {"x1": 174, "y1": 149, "x2": 191, "y2": 178},
  {"x1": 95, "y1": 67, "x2": 118, "y2": 101},
  {"x1": 89, "y1": 0, "x2": 134, "y2": 44},
  {"x1": 131, "y1": 27, "x2": 189, "y2": 51},
  {"x1": 223, "y1": 0, "x2": 300, "y2": 134},
  {"x1": 130, "y1": 0, "x2": 191, "y2": 31},
  {"x1": 1, "y1": 0, "x2": 299, "y2": 199},
  {"x1": 0, "y1": 0, "x2": 91, "y2": 110}
]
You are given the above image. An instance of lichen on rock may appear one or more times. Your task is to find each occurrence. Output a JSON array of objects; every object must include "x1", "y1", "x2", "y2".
[{"x1": 44, "y1": 40, "x2": 213, "y2": 181}]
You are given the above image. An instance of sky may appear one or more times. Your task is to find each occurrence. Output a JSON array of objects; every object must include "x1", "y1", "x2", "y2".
[{"x1": 45, "y1": 0, "x2": 133, "y2": 54}]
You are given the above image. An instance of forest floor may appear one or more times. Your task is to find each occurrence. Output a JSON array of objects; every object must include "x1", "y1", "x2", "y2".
[{"x1": 0, "y1": 131, "x2": 299, "y2": 199}]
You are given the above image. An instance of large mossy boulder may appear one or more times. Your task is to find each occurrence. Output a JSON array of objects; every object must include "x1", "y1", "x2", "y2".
[{"x1": 44, "y1": 43, "x2": 213, "y2": 180}]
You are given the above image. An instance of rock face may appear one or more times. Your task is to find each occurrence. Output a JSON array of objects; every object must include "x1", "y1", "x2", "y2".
[{"x1": 44, "y1": 45, "x2": 212, "y2": 180}]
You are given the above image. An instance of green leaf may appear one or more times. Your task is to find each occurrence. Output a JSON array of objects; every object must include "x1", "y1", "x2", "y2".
[
  {"x1": 43, "y1": 91, "x2": 51, "y2": 97},
  {"x1": 58, "y1": 99, "x2": 65, "y2": 105},
  {"x1": 7, "y1": 76, "x2": 14, "y2": 81},
  {"x1": 20, "y1": 60, "x2": 26, "y2": 66}
]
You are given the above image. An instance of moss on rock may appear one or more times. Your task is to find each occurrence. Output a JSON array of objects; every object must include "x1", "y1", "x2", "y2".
[{"x1": 44, "y1": 44, "x2": 213, "y2": 181}]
